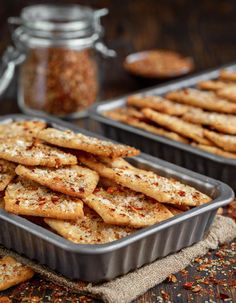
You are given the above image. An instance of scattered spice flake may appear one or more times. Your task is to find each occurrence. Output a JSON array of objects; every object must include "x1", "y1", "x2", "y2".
[
  {"x1": 218, "y1": 293, "x2": 230, "y2": 300},
  {"x1": 191, "y1": 285, "x2": 202, "y2": 293},
  {"x1": 167, "y1": 274, "x2": 177, "y2": 283},
  {"x1": 79, "y1": 296, "x2": 93, "y2": 303},
  {"x1": 160, "y1": 290, "x2": 170, "y2": 301},
  {"x1": 183, "y1": 282, "x2": 194, "y2": 289}
]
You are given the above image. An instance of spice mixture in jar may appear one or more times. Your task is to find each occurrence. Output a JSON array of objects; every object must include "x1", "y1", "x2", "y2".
[
  {"x1": 20, "y1": 47, "x2": 98, "y2": 115},
  {"x1": 1, "y1": 4, "x2": 115, "y2": 117}
]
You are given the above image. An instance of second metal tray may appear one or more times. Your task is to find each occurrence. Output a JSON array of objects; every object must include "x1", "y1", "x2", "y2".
[{"x1": 90, "y1": 63, "x2": 236, "y2": 190}]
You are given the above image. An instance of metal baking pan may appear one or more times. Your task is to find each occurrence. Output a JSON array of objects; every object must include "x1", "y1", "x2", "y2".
[
  {"x1": 0, "y1": 114, "x2": 234, "y2": 282},
  {"x1": 90, "y1": 62, "x2": 236, "y2": 190}
]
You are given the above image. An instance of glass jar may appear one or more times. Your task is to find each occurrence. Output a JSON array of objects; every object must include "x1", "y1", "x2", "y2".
[{"x1": 0, "y1": 4, "x2": 115, "y2": 118}]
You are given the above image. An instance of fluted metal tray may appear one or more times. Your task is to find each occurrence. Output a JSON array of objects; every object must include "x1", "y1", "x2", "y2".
[
  {"x1": 0, "y1": 114, "x2": 234, "y2": 282},
  {"x1": 90, "y1": 62, "x2": 236, "y2": 190}
]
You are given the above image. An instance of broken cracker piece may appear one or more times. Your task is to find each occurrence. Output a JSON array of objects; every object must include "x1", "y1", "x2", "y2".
[
  {"x1": 0, "y1": 159, "x2": 16, "y2": 191},
  {"x1": 0, "y1": 256, "x2": 34, "y2": 291}
]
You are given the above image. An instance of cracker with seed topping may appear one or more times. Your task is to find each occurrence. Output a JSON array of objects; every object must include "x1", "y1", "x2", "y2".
[
  {"x1": 204, "y1": 130, "x2": 236, "y2": 152},
  {"x1": 183, "y1": 109, "x2": 236, "y2": 135},
  {"x1": 0, "y1": 159, "x2": 16, "y2": 191},
  {"x1": 4, "y1": 178, "x2": 84, "y2": 220},
  {"x1": 127, "y1": 94, "x2": 194, "y2": 116},
  {"x1": 15, "y1": 165, "x2": 99, "y2": 198},
  {"x1": 104, "y1": 111, "x2": 189, "y2": 144},
  {"x1": 0, "y1": 120, "x2": 46, "y2": 140},
  {"x1": 217, "y1": 86, "x2": 236, "y2": 103},
  {"x1": 192, "y1": 143, "x2": 236, "y2": 159},
  {"x1": 83, "y1": 186, "x2": 173, "y2": 228},
  {"x1": 142, "y1": 108, "x2": 211, "y2": 145},
  {"x1": 37, "y1": 128, "x2": 140, "y2": 158},
  {"x1": 220, "y1": 70, "x2": 236, "y2": 82},
  {"x1": 0, "y1": 138, "x2": 77, "y2": 167},
  {"x1": 78, "y1": 153, "x2": 211, "y2": 206},
  {"x1": 0, "y1": 256, "x2": 34, "y2": 291},
  {"x1": 197, "y1": 80, "x2": 231, "y2": 91},
  {"x1": 166, "y1": 205, "x2": 184, "y2": 215},
  {"x1": 45, "y1": 206, "x2": 134, "y2": 244},
  {"x1": 103, "y1": 106, "x2": 145, "y2": 120},
  {"x1": 166, "y1": 88, "x2": 236, "y2": 114}
]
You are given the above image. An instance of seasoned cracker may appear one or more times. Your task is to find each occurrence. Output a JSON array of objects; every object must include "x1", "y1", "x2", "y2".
[
  {"x1": 220, "y1": 70, "x2": 236, "y2": 82},
  {"x1": 183, "y1": 109, "x2": 236, "y2": 134},
  {"x1": 204, "y1": 129, "x2": 236, "y2": 152},
  {"x1": 83, "y1": 186, "x2": 173, "y2": 228},
  {"x1": 166, "y1": 205, "x2": 184, "y2": 215},
  {"x1": 110, "y1": 114, "x2": 189, "y2": 144},
  {"x1": 217, "y1": 86, "x2": 236, "y2": 102},
  {"x1": 103, "y1": 107, "x2": 145, "y2": 120},
  {"x1": 0, "y1": 159, "x2": 16, "y2": 191},
  {"x1": 0, "y1": 256, "x2": 34, "y2": 291},
  {"x1": 78, "y1": 153, "x2": 211, "y2": 206},
  {"x1": 142, "y1": 108, "x2": 211, "y2": 145},
  {"x1": 15, "y1": 165, "x2": 99, "y2": 198},
  {"x1": 0, "y1": 120, "x2": 46, "y2": 140},
  {"x1": 4, "y1": 178, "x2": 84, "y2": 220},
  {"x1": 127, "y1": 94, "x2": 193, "y2": 116},
  {"x1": 0, "y1": 138, "x2": 77, "y2": 167},
  {"x1": 45, "y1": 206, "x2": 134, "y2": 244},
  {"x1": 192, "y1": 143, "x2": 236, "y2": 159},
  {"x1": 166, "y1": 88, "x2": 236, "y2": 114},
  {"x1": 197, "y1": 80, "x2": 230, "y2": 91},
  {"x1": 37, "y1": 128, "x2": 140, "y2": 158}
]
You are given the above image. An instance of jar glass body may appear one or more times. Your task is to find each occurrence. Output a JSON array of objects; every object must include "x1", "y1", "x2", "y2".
[{"x1": 18, "y1": 45, "x2": 99, "y2": 117}]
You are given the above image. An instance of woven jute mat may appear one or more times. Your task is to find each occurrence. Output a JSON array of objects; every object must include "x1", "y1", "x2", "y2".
[{"x1": 0, "y1": 215, "x2": 235, "y2": 303}]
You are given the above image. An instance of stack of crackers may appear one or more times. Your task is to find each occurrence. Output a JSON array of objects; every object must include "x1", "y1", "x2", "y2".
[
  {"x1": 104, "y1": 69, "x2": 236, "y2": 159},
  {"x1": 0, "y1": 120, "x2": 211, "y2": 247}
]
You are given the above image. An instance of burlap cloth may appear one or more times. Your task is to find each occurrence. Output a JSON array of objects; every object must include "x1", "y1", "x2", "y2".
[{"x1": 0, "y1": 215, "x2": 235, "y2": 303}]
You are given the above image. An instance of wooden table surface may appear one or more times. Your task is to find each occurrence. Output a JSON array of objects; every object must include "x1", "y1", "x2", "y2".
[{"x1": 0, "y1": 0, "x2": 236, "y2": 302}]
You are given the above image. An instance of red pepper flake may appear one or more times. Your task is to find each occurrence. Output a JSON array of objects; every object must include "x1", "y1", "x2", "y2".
[
  {"x1": 183, "y1": 282, "x2": 194, "y2": 289},
  {"x1": 79, "y1": 187, "x2": 85, "y2": 193},
  {"x1": 161, "y1": 290, "x2": 170, "y2": 300},
  {"x1": 106, "y1": 187, "x2": 115, "y2": 194},
  {"x1": 219, "y1": 293, "x2": 230, "y2": 300},
  {"x1": 215, "y1": 251, "x2": 225, "y2": 258},
  {"x1": 178, "y1": 190, "x2": 186, "y2": 197},
  {"x1": 230, "y1": 280, "x2": 236, "y2": 287},
  {"x1": 51, "y1": 196, "x2": 59, "y2": 203}
]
